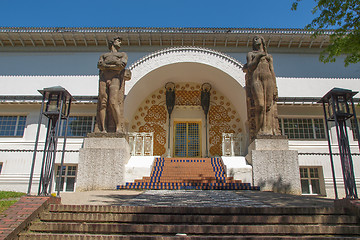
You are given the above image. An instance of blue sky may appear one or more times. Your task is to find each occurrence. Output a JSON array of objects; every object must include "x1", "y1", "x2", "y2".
[{"x1": 0, "y1": 0, "x2": 317, "y2": 29}]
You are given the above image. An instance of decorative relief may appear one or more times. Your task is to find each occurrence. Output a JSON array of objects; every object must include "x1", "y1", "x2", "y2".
[
  {"x1": 139, "y1": 123, "x2": 166, "y2": 156},
  {"x1": 144, "y1": 105, "x2": 167, "y2": 124},
  {"x1": 208, "y1": 90, "x2": 242, "y2": 156},
  {"x1": 209, "y1": 105, "x2": 231, "y2": 123},
  {"x1": 128, "y1": 132, "x2": 154, "y2": 156},
  {"x1": 209, "y1": 123, "x2": 235, "y2": 156},
  {"x1": 175, "y1": 90, "x2": 201, "y2": 106},
  {"x1": 131, "y1": 88, "x2": 167, "y2": 156},
  {"x1": 130, "y1": 82, "x2": 242, "y2": 157}
]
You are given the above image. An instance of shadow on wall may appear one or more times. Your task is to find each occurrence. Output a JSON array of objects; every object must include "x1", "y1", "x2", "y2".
[{"x1": 258, "y1": 177, "x2": 292, "y2": 194}]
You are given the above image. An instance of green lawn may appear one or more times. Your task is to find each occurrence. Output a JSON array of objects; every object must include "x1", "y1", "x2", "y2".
[{"x1": 0, "y1": 191, "x2": 26, "y2": 213}]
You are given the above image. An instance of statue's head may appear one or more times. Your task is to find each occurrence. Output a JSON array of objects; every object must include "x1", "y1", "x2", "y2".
[
  {"x1": 108, "y1": 37, "x2": 122, "y2": 50},
  {"x1": 124, "y1": 69, "x2": 132, "y2": 81},
  {"x1": 252, "y1": 35, "x2": 266, "y2": 52}
]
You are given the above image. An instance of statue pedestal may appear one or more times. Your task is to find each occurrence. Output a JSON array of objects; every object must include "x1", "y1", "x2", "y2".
[
  {"x1": 246, "y1": 136, "x2": 301, "y2": 195},
  {"x1": 76, "y1": 136, "x2": 130, "y2": 191}
]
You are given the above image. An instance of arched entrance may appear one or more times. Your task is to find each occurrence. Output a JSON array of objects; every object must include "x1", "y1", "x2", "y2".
[{"x1": 124, "y1": 47, "x2": 247, "y2": 157}]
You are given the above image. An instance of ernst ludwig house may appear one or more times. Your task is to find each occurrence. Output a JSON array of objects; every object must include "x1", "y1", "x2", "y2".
[{"x1": 0, "y1": 27, "x2": 359, "y2": 198}]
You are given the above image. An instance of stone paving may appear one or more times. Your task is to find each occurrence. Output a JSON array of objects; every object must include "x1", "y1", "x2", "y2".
[
  {"x1": 61, "y1": 189, "x2": 335, "y2": 208},
  {"x1": 119, "y1": 190, "x2": 272, "y2": 207}
]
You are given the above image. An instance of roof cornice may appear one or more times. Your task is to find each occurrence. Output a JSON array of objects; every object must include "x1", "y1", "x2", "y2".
[
  {"x1": 0, "y1": 27, "x2": 332, "y2": 49},
  {"x1": 0, "y1": 27, "x2": 335, "y2": 34}
]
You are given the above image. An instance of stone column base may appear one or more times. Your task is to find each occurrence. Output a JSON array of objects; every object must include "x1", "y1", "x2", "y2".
[
  {"x1": 76, "y1": 137, "x2": 130, "y2": 192},
  {"x1": 246, "y1": 136, "x2": 301, "y2": 195}
]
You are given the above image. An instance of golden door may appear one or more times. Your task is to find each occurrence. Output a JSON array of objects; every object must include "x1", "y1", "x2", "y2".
[{"x1": 174, "y1": 121, "x2": 201, "y2": 157}]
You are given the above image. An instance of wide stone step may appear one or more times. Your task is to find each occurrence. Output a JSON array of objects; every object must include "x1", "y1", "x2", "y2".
[
  {"x1": 19, "y1": 233, "x2": 360, "y2": 240},
  {"x1": 19, "y1": 204, "x2": 360, "y2": 240},
  {"x1": 39, "y1": 212, "x2": 358, "y2": 224},
  {"x1": 28, "y1": 222, "x2": 360, "y2": 235},
  {"x1": 48, "y1": 205, "x2": 346, "y2": 215}
]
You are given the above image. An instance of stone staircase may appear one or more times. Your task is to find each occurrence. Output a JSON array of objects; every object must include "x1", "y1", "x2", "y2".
[
  {"x1": 19, "y1": 204, "x2": 360, "y2": 239},
  {"x1": 118, "y1": 157, "x2": 259, "y2": 190}
]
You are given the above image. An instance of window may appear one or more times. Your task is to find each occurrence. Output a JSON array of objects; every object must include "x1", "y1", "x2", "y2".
[
  {"x1": 350, "y1": 119, "x2": 360, "y2": 140},
  {"x1": 60, "y1": 116, "x2": 95, "y2": 137},
  {"x1": 313, "y1": 119, "x2": 326, "y2": 139},
  {"x1": 0, "y1": 116, "x2": 26, "y2": 137},
  {"x1": 279, "y1": 118, "x2": 326, "y2": 140},
  {"x1": 300, "y1": 167, "x2": 321, "y2": 195},
  {"x1": 55, "y1": 165, "x2": 77, "y2": 192},
  {"x1": 0, "y1": 163, "x2": 2, "y2": 174}
]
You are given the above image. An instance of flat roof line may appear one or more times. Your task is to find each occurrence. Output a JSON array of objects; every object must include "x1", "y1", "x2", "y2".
[{"x1": 0, "y1": 27, "x2": 336, "y2": 35}]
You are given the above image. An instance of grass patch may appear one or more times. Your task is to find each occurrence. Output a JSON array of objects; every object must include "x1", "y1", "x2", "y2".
[
  {"x1": 0, "y1": 200, "x2": 18, "y2": 213},
  {"x1": 0, "y1": 191, "x2": 26, "y2": 213},
  {"x1": 0, "y1": 191, "x2": 25, "y2": 200}
]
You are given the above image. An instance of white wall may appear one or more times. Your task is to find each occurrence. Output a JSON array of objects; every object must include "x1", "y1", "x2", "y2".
[
  {"x1": 279, "y1": 104, "x2": 360, "y2": 198},
  {"x1": 1, "y1": 100, "x2": 360, "y2": 197},
  {"x1": 0, "y1": 51, "x2": 149, "y2": 76},
  {"x1": 0, "y1": 48, "x2": 359, "y2": 78},
  {"x1": 0, "y1": 104, "x2": 92, "y2": 193},
  {"x1": 296, "y1": 145, "x2": 360, "y2": 199}
]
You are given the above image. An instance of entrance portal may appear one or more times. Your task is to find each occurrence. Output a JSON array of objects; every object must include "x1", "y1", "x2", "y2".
[
  {"x1": 174, "y1": 121, "x2": 201, "y2": 157},
  {"x1": 128, "y1": 82, "x2": 245, "y2": 157}
]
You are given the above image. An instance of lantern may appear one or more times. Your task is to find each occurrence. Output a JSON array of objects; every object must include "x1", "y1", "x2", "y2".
[
  {"x1": 28, "y1": 86, "x2": 74, "y2": 196},
  {"x1": 319, "y1": 87, "x2": 359, "y2": 199},
  {"x1": 39, "y1": 86, "x2": 72, "y2": 119}
]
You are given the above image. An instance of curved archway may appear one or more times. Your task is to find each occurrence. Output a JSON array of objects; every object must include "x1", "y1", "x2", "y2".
[
  {"x1": 125, "y1": 46, "x2": 247, "y2": 125},
  {"x1": 126, "y1": 46, "x2": 245, "y2": 95}
]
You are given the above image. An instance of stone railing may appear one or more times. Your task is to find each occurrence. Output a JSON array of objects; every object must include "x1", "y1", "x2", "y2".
[
  {"x1": 222, "y1": 133, "x2": 246, "y2": 156},
  {"x1": 128, "y1": 132, "x2": 154, "y2": 156}
]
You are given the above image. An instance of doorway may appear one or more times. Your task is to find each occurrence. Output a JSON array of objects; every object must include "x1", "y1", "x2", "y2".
[{"x1": 174, "y1": 121, "x2": 201, "y2": 157}]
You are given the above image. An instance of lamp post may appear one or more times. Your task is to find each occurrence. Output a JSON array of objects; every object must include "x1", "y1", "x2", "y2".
[
  {"x1": 319, "y1": 88, "x2": 359, "y2": 199},
  {"x1": 201, "y1": 83, "x2": 212, "y2": 158},
  {"x1": 165, "y1": 82, "x2": 176, "y2": 157},
  {"x1": 27, "y1": 86, "x2": 74, "y2": 196}
]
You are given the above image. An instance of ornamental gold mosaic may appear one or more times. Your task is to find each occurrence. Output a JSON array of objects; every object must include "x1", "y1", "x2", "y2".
[{"x1": 130, "y1": 82, "x2": 242, "y2": 156}]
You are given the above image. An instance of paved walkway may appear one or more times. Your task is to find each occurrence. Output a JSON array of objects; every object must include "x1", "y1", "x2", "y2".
[{"x1": 60, "y1": 190, "x2": 335, "y2": 208}]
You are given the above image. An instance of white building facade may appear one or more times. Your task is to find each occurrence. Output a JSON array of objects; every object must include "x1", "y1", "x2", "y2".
[{"x1": 0, "y1": 27, "x2": 359, "y2": 198}]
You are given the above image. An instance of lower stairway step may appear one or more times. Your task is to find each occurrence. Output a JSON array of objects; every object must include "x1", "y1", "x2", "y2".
[
  {"x1": 18, "y1": 204, "x2": 360, "y2": 240},
  {"x1": 28, "y1": 222, "x2": 360, "y2": 235},
  {"x1": 19, "y1": 233, "x2": 360, "y2": 240},
  {"x1": 39, "y1": 212, "x2": 358, "y2": 224}
]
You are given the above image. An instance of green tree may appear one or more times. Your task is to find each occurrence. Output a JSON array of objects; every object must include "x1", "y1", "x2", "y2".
[{"x1": 292, "y1": 0, "x2": 360, "y2": 66}]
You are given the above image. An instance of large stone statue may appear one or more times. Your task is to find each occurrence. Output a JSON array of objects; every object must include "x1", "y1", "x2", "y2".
[
  {"x1": 243, "y1": 36, "x2": 300, "y2": 195},
  {"x1": 95, "y1": 37, "x2": 131, "y2": 134},
  {"x1": 78, "y1": 37, "x2": 131, "y2": 191},
  {"x1": 243, "y1": 36, "x2": 280, "y2": 137}
]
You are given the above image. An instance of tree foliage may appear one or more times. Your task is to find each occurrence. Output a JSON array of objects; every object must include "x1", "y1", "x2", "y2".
[{"x1": 292, "y1": 0, "x2": 360, "y2": 66}]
